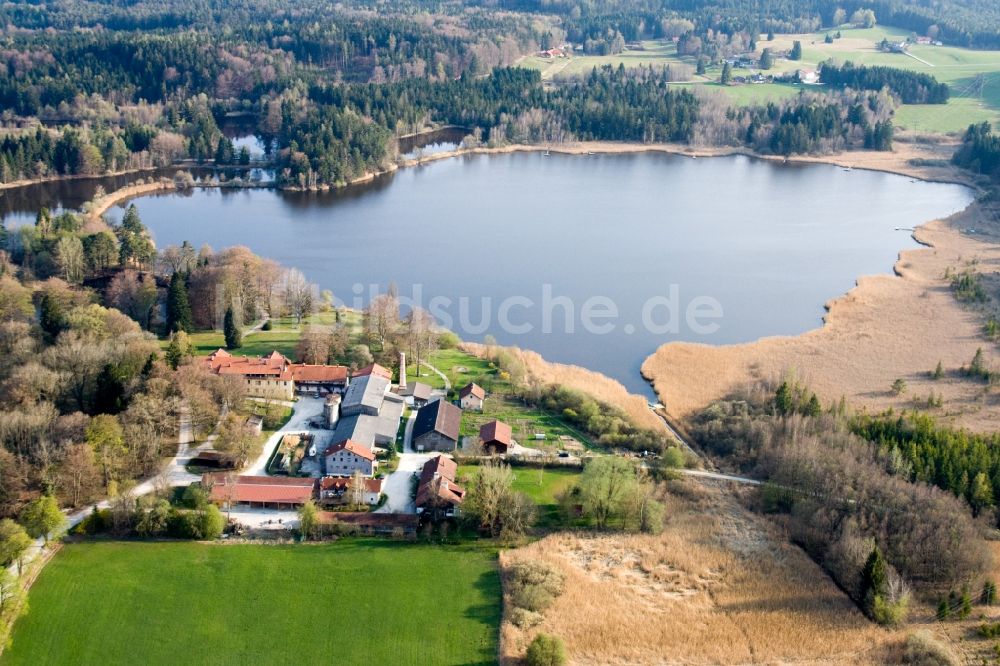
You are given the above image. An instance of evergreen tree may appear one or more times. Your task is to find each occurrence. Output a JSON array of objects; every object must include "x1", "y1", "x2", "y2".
[
  {"x1": 224, "y1": 306, "x2": 242, "y2": 349},
  {"x1": 759, "y1": 48, "x2": 774, "y2": 70},
  {"x1": 774, "y1": 381, "x2": 793, "y2": 415},
  {"x1": 982, "y1": 580, "x2": 997, "y2": 606},
  {"x1": 165, "y1": 331, "x2": 192, "y2": 370},
  {"x1": 936, "y1": 597, "x2": 950, "y2": 620},
  {"x1": 166, "y1": 271, "x2": 193, "y2": 333},
  {"x1": 720, "y1": 62, "x2": 732, "y2": 85},
  {"x1": 696, "y1": 58, "x2": 706, "y2": 76},
  {"x1": 860, "y1": 545, "x2": 888, "y2": 606},
  {"x1": 790, "y1": 41, "x2": 803, "y2": 60}
]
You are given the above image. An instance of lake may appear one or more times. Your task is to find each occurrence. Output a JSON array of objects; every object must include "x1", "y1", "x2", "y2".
[{"x1": 106, "y1": 151, "x2": 971, "y2": 396}]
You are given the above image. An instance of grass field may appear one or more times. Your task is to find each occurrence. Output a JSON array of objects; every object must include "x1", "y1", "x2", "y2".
[
  {"x1": 163, "y1": 310, "x2": 361, "y2": 359},
  {"x1": 3, "y1": 540, "x2": 500, "y2": 666},
  {"x1": 520, "y1": 26, "x2": 1000, "y2": 134},
  {"x1": 419, "y1": 348, "x2": 593, "y2": 446},
  {"x1": 458, "y1": 465, "x2": 581, "y2": 528}
]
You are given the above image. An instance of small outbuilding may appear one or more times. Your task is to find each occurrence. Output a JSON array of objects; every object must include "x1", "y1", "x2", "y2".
[
  {"x1": 479, "y1": 420, "x2": 512, "y2": 455},
  {"x1": 459, "y1": 383, "x2": 485, "y2": 411}
]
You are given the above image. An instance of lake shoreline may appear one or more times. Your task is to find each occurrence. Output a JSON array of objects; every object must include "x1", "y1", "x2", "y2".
[
  {"x1": 84, "y1": 138, "x2": 990, "y2": 433},
  {"x1": 641, "y1": 141, "x2": 1000, "y2": 432}
]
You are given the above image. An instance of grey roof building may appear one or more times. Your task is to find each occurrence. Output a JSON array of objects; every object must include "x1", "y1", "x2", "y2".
[
  {"x1": 331, "y1": 392, "x2": 405, "y2": 449},
  {"x1": 341, "y1": 374, "x2": 391, "y2": 417}
]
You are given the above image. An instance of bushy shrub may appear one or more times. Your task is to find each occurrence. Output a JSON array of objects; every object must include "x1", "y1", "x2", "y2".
[
  {"x1": 525, "y1": 634, "x2": 566, "y2": 666},
  {"x1": 262, "y1": 319, "x2": 272, "y2": 331},
  {"x1": 73, "y1": 507, "x2": 112, "y2": 535},
  {"x1": 507, "y1": 562, "x2": 565, "y2": 613},
  {"x1": 902, "y1": 631, "x2": 958, "y2": 665},
  {"x1": 509, "y1": 607, "x2": 543, "y2": 629}
]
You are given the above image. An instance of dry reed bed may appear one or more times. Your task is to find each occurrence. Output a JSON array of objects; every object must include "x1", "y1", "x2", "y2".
[
  {"x1": 500, "y1": 481, "x2": 894, "y2": 665},
  {"x1": 643, "y1": 144, "x2": 1000, "y2": 433}
]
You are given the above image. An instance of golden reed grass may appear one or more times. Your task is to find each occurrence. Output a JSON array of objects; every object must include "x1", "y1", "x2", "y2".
[{"x1": 500, "y1": 481, "x2": 896, "y2": 665}]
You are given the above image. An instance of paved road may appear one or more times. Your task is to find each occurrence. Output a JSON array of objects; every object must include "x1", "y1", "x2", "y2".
[
  {"x1": 679, "y1": 469, "x2": 761, "y2": 486},
  {"x1": 243, "y1": 396, "x2": 324, "y2": 476},
  {"x1": 377, "y1": 411, "x2": 430, "y2": 514}
]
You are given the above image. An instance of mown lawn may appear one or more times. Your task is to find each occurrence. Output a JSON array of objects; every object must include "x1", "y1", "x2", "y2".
[
  {"x1": 458, "y1": 465, "x2": 581, "y2": 528},
  {"x1": 162, "y1": 310, "x2": 362, "y2": 360},
  {"x1": 3, "y1": 540, "x2": 500, "y2": 666}
]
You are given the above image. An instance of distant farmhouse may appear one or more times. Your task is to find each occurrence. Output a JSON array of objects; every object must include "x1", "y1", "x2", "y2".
[
  {"x1": 202, "y1": 349, "x2": 348, "y2": 400},
  {"x1": 458, "y1": 382, "x2": 485, "y2": 411},
  {"x1": 415, "y1": 455, "x2": 465, "y2": 519},
  {"x1": 412, "y1": 399, "x2": 462, "y2": 452}
]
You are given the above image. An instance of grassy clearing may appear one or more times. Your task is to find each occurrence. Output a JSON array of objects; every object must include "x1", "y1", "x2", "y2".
[
  {"x1": 420, "y1": 348, "x2": 592, "y2": 446},
  {"x1": 524, "y1": 26, "x2": 1000, "y2": 133},
  {"x1": 3, "y1": 540, "x2": 500, "y2": 666},
  {"x1": 458, "y1": 465, "x2": 581, "y2": 528},
  {"x1": 519, "y1": 40, "x2": 680, "y2": 80},
  {"x1": 163, "y1": 310, "x2": 361, "y2": 359}
]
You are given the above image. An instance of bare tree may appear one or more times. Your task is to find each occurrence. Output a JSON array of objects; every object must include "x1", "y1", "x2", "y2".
[
  {"x1": 55, "y1": 443, "x2": 102, "y2": 507},
  {"x1": 349, "y1": 469, "x2": 367, "y2": 508},
  {"x1": 365, "y1": 292, "x2": 400, "y2": 351},
  {"x1": 56, "y1": 236, "x2": 86, "y2": 283},
  {"x1": 405, "y1": 307, "x2": 437, "y2": 377},
  {"x1": 282, "y1": 268, "x2": 314, "y2": 324}
]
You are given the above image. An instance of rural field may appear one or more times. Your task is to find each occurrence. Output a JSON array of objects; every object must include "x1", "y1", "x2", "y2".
[
  {"x1": 521, "y1": 26, "x2": 1000, "y2": 134},
  {"x1": 499, "y1": 478, "x2": 897, "y2": 664},
  {"x1": 2, "y1": 541, "x2": 501, "y2": 666}
]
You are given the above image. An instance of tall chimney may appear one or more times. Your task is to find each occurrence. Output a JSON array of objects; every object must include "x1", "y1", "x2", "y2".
[{"x1": 399, "y1": 351, "x2": 407, "y2": 390}]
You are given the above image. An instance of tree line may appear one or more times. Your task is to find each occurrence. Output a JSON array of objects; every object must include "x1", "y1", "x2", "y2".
[
  {"x1": 689, "y1": 380, "x2": 991, "y2": 622},
  {"x1": 819, "y1": 62, "x2": 950, "y2": 104},
  {"x1": 952, "y1": 122, "x2": 1000, "y2": 178}
]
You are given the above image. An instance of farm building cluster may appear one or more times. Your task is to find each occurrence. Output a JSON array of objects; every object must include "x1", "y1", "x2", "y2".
[{"x1": 199, "y1": 350, "x2": 518, "y2": 523}]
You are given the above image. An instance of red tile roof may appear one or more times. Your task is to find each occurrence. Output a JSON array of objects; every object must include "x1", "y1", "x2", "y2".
[
  {"x1": 353, "y1": 363, "x2": 393, "y2": 380},
  {"x1": 290, "y1": 364, "x2": 349, "y2": 382},
  {"x1": 203, "y1": 349, "x2": 293, "y2": 380},
  {"x1": 415, "y1": 455, "x2": 465, "y2": 507},
  {"x1": 479, "y1": 420, "x2": 512, "y2": 447},
  {"x1": 322, "y1": 439, "x2": 375, "y2": 461},
  {"x1": 203, "y1": 350, "x2": 350, "y2": 385},
  {"x1": 459, "y1": 382, "x2": 485, "y2": 400},
  {"x1": 319, "y1": 476, "x2": 383, "y2": 494},
  {"x1": 203, "y1": 474, "x2": 315, "y2": 505}
]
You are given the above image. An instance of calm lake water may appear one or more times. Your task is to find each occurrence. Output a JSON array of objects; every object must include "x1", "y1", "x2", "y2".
[{"x1": 105, "y1": 152, "x2": 970, "y2": 396}]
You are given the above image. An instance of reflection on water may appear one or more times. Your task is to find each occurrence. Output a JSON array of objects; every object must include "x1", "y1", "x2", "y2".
[{"x1": 114, "y1": 152, "x2": 973, "y2": 396}]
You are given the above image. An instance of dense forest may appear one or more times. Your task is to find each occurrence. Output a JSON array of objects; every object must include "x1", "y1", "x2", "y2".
[
  {"x1": 819, "y1": 62, "x2": 950, "y2": 104},
  {"x1": 853, "y1": 411, "x2": 1000, "y2": 517},
  {"x1": 8, "y1": 0, "x2": 979, "y2": 186},
  {"x1": 491, "y1": 0, "x2": 1000, "y2": 49},
  {"x1": 690, "y1": 382, "x2": 991, "y2": 616},
  {"x1": 952, "y1": 122, "x2": 1000, "y2": 178}
]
